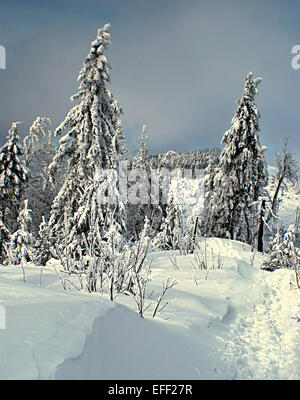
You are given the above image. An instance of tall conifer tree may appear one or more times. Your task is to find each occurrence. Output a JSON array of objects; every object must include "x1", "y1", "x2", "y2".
[
  {"x1": 203, "y1": 72, "x2": 268, "y2": 244},
  {"x1": 0, "y1": 122, "x2": 27, "y2": 233},
  {"x1": 48, "y1": 24, "x2": 127, "y2": 258}
]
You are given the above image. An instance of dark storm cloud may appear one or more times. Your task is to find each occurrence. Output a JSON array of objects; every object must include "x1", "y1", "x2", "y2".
[{"x1": 0, "y1": 0, "x2": 300, "y2": 163}]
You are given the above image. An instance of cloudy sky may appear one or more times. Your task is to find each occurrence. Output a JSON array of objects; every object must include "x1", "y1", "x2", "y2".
[{"x1": 0, "y1": 0, "x2": 300, "y2": 163}]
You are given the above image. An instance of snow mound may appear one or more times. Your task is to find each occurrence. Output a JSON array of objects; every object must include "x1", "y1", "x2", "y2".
[{"x1": 0, "y1": 262, "x2": 115, "y2": 379}]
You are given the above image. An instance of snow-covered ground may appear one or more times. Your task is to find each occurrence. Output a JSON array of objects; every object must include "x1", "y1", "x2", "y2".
[{"x1": 1, "y1": 237, "x2": 300, "y2": 380}]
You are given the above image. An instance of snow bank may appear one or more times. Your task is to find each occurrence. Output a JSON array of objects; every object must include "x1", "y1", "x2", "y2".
[
  {"x1": 54, "y1": 304, "x2": 221, "y2": 380},
  {"x1": 0, "y1": 262, "x2": 115, "y2": 379}
]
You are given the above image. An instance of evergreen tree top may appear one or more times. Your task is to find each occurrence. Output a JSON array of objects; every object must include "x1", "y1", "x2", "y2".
[
  {"x1": 241, "y1": 71, "x2": 262, "y2": 102},
  {"x1": 138, "y1": 125, "x2": 149, "y2": 146},
  {"x1": 220, "y1": 72, "x2": 265, "y2": 170},
  {"x1": 17, "y1": 199, "x2": 32, "y2": 230},
  {"x1": 8, "y1": 121, "x2": 22, "y2": 139},
  {"x1": 23, "y1": 117, "x2": 53, "y2": 166},
  {"x1": 72, "y1": 22, "x2": 113, "y2": 102},
  {"x1": 1, "y1": 122, "x2": 22, "y2": 155},
  {"x1": 49, "y1": 23, "x2": 126, "y2": 179},
  {"x1": 54, "y1": 22, "x2": 121, "y2": 139},
  {"x1": 132, "y1": 125, "x2": 149, "y2": 168},
  {"x1": 0, "y1": 122, "x2": 27, "y2": 195}
]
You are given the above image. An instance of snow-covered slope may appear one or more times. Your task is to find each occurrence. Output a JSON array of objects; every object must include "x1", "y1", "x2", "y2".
[{"x1": 1, "y1": 238, "x2": 300, "y2": 380}]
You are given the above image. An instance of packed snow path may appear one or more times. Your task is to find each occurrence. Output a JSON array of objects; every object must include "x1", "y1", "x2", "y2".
[{"x1": 217, "y1": 262, "x2": 300, "y2": 380}]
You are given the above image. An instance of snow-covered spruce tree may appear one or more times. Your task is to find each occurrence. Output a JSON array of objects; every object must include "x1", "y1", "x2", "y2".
[
  {"x1": 0, "y1": 211, "x2": 10, "y2": 263},
  {"x1": 33, "y1": 216, "x2": 51, "y2": 266},
  {"x1": 131, "y1": 124, "x2": 149, "y2": 169},
  {"x1": 153, "y1": 196, "x2": 183, "y2": 251},
  {"x1": 0, "y1": 122, "x2": 28, "y2": 233},
  {"x1": 202, "y1": 72, "x2": 268, "y2": 245},
  {"x1": 201, "y1": 157, "x2": 218, "y2": 235},
  {"x1": 261, "y1": 230, "x2": 282, "y2": 271},
  {"x1": 9, "y1": 200, "x2": 35, "y2": 265},
  {"x1": 23, "y1": 117, "x2": 53, "y2": 166},
  {"x1": 128, "y1": 125, "x2": 151, "y2": 238},
  {"x1": 262, "y1": 225, "x2": 298, "y2": 271},
  {"x1": 48, "y1": 24, "x2": 127, "y2": 260},
  {"x1": 128, "y1": 125, "x2": 163, "y2": 239},
  {"x1": 22, "y1": 117, "x2": 59, "y2": 235}
]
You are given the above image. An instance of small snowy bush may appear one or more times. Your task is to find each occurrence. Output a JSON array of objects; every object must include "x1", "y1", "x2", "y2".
[{"x1": 262, "y1": 224, "x2": 299, "y2": 271}]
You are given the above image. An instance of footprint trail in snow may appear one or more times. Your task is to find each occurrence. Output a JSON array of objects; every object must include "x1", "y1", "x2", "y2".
[{"x1": 217, "y1": 264, "x2": 300, "y2": 380}]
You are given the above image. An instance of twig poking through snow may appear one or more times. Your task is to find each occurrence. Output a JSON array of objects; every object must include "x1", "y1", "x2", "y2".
[{"x1": 152, "y1": 278, "x2": 177, "y2": 318}]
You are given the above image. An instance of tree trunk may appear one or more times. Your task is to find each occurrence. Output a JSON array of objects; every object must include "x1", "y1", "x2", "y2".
[
  {"x1": 266, "y1": 176, "x2": 284, "y2": 224},
  {"x1": 257, "y1": 199, "x2": 265, "y2": 253},
  {"x1": 189, "y1": 216, "x2": 198, "y2": 254}
]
